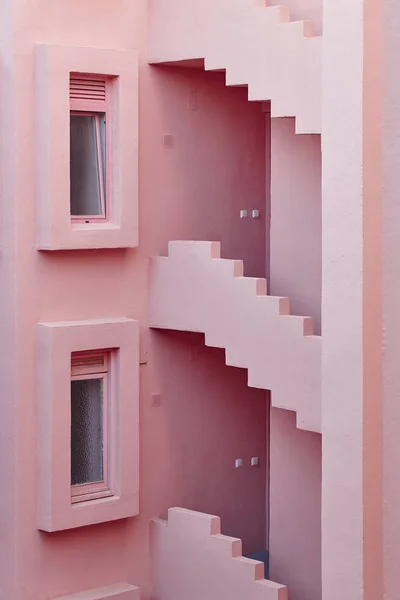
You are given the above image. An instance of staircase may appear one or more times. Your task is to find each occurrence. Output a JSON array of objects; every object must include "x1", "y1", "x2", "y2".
[
  {"x1": 148, "y1": 0, "x2": 322, "y2": 134},
  {"x1": 149, "y1": 241, "x2": 321, "y2": 433},
  {"x1": 151, "y1": 507, "x2": 287, "y2": 600}
]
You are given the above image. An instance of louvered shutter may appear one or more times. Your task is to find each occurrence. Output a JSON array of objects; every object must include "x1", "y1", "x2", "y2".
[
  {"x1": 71, "y1": 352, "x2": 108, "y2": 375},
  {"x1": 69, "y1": 75, "x2": 107, "y2": 110}
]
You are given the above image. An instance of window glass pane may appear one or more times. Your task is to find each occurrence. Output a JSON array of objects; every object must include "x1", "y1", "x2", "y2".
[
  {"x1": 70, "y1": 114, "x2": 105, "y2": 216},
  {"x1": 71, "y1": 378, "x2": 104, "y2": 485}
]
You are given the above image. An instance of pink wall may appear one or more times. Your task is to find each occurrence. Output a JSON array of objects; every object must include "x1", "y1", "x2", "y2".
[
  {"x1": 267, "y1": 0, "x2": 323, "y2": 35},
  {"x1": 322, "y1": 0, "x2": 383, "y2": 598},
  {"x1": 10, "y1": 4, "x2": 146, "y2": 597},
  {"x1": 135, "y1": 330, "x2": 267, "y2": 549},
  {"x1": 118, "y1": 331, "x2": 268, "y2": 600},
  {"x1": 265, "y1": 110, "x2": 272, "y2": 282},
  {"x1": 270, "y1": 118, "x2": 321, "y2": 333},
  {"x1": 269, "y1": 409, "x2": 321, "y2": 600},
  {"x1": 268, "y1": 117, "x2": 322, "y2": 600},
  {"x1": 140, "y1": 66, "x2": 267, "y2": 277},
  {"x1": 5, "y1": 3, "x2": 269, "y2": 597},
  {"x1": 383, "y1": 0, "x2": 400, "y2": 596},
  {"x1": 0, "y1": 1, "x2": 17, "y2": 598},
  {"x1": 5, "y1": 1, "x2": 394, "y2": 600},
  {"x1": 269, "y1": 119, "x2": 322, "y2": 600}
]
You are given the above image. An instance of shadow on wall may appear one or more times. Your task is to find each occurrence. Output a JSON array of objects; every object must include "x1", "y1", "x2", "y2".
[
  {"x1": 141, "y1": 65, "x2": 268, "y2": 278},
  {"x1": 147, "y1": 329, "x2": 269, "y2": 555}
]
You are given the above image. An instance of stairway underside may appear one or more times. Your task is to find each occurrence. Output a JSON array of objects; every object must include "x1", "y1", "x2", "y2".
[
  {"x1": 148, "y1": 0, "x2": 322, "y2": 134},
  {"x1": 149, "y1": 241, "x2": 321, "y2": 433}
]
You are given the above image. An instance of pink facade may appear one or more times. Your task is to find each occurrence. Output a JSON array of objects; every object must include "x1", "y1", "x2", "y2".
[{"x1": 0, "y1": 0, "x2": 393, "y2": 599}]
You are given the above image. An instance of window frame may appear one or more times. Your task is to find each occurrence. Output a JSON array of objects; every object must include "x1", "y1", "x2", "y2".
[
  {"x1": 69, "y1": 74, "x2": 111, "y2": 224},
  {"x1": 70, "y1": 350, "x2": 113, "y2": 504}
]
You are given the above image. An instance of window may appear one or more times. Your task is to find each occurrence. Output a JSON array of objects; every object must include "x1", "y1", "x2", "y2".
[
  {"x1": 70, "y1": 351, "x2": 113, "y2": 503},
  {"x1": 69, "y1": 75, "x2": 109, "y2": 222},
  {"x1": 36, "y1": 45, "x2": 139, "y2": 250},
  {"x1": 37, "y1": 317, "x2": 139, "y2": 531}
]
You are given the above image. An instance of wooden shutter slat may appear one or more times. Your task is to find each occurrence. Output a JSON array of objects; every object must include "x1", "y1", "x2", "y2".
[
  {"x1": 71, "y1": 355, "x2": 105, "y2": 369},
  {"x1": 70, "y1": 76, "x2": 107, "y2": 103}
]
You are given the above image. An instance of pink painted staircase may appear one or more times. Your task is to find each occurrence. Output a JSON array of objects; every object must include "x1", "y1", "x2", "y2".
[
  {"x1": 148, "y1": 0, "x2": 322, "y2": 133},
  {"x1": 151, "y1": 507, "x2": 287, "y2": 600},
  {"x1": 149, "y1": 241, "x2": 321, "y2": 433}
]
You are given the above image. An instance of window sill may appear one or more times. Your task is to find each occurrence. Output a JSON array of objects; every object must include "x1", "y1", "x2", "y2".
[
  {"x1": 37, "y1": 223, "x2": 136, "y2": 250},
  {"x1": 71, "y1": 220, "x2": 119, "y2": 231},
  {"x1": 54, "y1": 582, "x2": 140, "y2": 600}
]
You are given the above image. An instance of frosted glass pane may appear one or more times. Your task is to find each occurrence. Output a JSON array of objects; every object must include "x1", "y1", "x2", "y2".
[
  {"x1": 70, "y1": 114, "x2": 104, "y2": 216},
  {"x1": 71, "y1": 378, "x2": 104, "y2": 485}
]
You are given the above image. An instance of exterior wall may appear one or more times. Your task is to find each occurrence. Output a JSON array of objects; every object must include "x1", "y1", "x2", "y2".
[
  {"x1": 268, "y1": 117, "x2": 322, "y2": 599},
  {"x1": 270, "y1": 118, "x2": 322, "y2": 333},
  {"x1": 267, "y1": 0, "x2": 323, "y2": 35},
  {"x1": 124, "y1": 335, "x2": 268, "y2": 599},
  {"x1": 11, "y1": 4, "x2": 146, "y2": 598},
  {"x1": 322, "y1": 0, "x2": 383, "y2": 598},
  {"x1": 0, "y1": 1, "x2": 17, "y2": 598},
  {"x1": 269, "y1": 409, "x2": 321, "y2": 600},
  {"x1": 5, "y1": 4, "x2": 268, "y2": 598},
  {"x1": 131, "y1": 331, "x2": 268, "y2": 587},
  {"x1": 382, "y1": 0, "x2": 400, "y2": 596},
  {"x1": 4, "y1": 2, "x2": 392, "y2": 600},
  {"x1": 140, "y1": 66, "x2": 267, "y2": 277}
]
